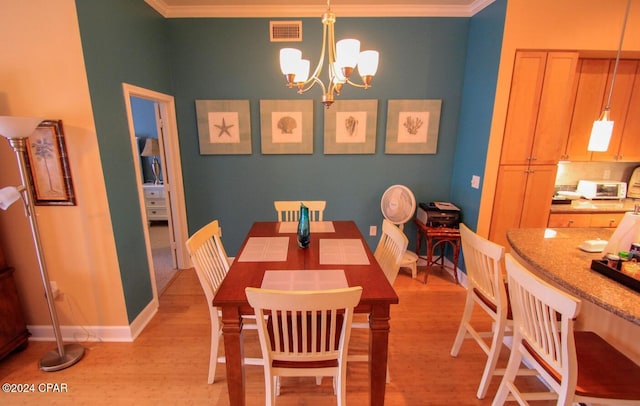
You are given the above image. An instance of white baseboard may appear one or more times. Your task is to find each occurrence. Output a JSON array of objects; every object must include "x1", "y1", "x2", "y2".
[{"x1": 28, "y1": 297, "x2": 159, "y2": 343}]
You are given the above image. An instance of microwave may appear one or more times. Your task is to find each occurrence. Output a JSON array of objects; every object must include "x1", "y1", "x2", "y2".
[{"x1": 576, "y1": 180, "x2": 627, "y2": 200}]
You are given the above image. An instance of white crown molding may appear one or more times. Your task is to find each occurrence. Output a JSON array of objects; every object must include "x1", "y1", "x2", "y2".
[{"x1": 145, "y1": 0, "x2": 495, "y2": 18}]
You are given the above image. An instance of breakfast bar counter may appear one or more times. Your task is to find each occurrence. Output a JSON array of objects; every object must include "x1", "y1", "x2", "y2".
[{"x1": 507, "y1": 227, "x2": 640, "y2": 363}]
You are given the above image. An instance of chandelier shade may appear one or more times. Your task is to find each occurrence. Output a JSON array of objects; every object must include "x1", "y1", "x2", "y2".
[{"x1": 278, "y1": 0, "x2": 379, "y2": 108}]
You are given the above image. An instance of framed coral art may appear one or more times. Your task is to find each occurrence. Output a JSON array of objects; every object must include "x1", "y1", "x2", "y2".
[
  {"x1": 385, "y1": 99, "x2": 442, "y2": 154},
  {"x1": 195, "y1": 99, "x2": 252, "y2": 155},
  {"x1": 324, "y1": 99, "x2": 378, "y2": 154},
  {"x1": 26, "y1": 120, "x2": 76, "y2": 205},
  {"x1": 260, "y1": 99, "x2": 313, "y2": 154}
]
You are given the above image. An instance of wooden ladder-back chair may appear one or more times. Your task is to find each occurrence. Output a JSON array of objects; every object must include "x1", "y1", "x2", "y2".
[
  {"x1": 274, "y1": 200, "x2": 326, "y2": 222},
  {"x1": 349, "y1": 218, "x2": 408, "y2": 383},
  {"x1": 246, "y1": 286, "x2": 363, "y2": 406},
  {"x1": 492, "y1": 254, "x2": 640, "y2": 405},
  {"x1": 185, "y1": 219, "x2": 261, "y2": 384},
  {"x1": 450, "y1": 223, "x2": 511, "y2": 399}
]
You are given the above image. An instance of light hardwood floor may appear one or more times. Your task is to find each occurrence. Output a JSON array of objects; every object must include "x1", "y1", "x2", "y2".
[{"x1": 0, "y1": 267, "x2": 551, "y2": 405}]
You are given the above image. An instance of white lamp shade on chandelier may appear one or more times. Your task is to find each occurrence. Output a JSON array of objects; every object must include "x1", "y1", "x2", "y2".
[{"x1": 278, "y1": 1, "x2": 379, "y2": 107}]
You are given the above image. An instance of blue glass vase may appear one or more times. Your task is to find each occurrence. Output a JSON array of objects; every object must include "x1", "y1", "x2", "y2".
[{"x1": 297, "y1": 203, "x2": 310, "y2": 249}]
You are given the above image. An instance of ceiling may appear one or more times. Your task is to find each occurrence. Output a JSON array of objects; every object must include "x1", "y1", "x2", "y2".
[{"x1": 144, "y1": 0, "x2": 496, "y2": 18}]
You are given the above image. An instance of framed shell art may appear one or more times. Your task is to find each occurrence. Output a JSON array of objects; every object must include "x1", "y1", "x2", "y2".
[
  {"x1": 385, "y1": 99, "x2": 442, "y2": 154},
  {"x1": 195, "y1": 99, "x2": 252, "y2": 155},
  {"x1": 260, "y1": 99, "x2": 313, "y2": 154},
  {"x1": 26, "y1": 120, "x2": 76, "y2": 206},
  {"x1": 324, "y1": 99, "x2": 378, "y2": 154}
]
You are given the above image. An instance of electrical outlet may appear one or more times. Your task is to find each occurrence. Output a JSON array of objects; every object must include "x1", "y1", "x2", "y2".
[
  {"x1": 369, "y1": 225, "x2": 377, "y2": 236},
  {"x1": 50, "y1": 281, "x2": 60, "y2": 300}
]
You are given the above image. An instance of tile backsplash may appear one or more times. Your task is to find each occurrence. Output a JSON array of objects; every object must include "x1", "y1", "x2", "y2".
[{"x1": 555, "y1": 162, "x2": 640, "y2": 191}]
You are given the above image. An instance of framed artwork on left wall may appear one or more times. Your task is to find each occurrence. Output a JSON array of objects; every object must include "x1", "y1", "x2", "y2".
[
  {"x1": 26, "y1": 119, "x2": 76, "y2": 206},
  {"x1": 195, "y1": 99, "x2": 252, "y2": 155}
]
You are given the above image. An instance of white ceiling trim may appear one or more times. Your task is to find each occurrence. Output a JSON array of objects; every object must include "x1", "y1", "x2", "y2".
[{"x1": 144, "y1": 0, "x2": 495, "y2": 18}]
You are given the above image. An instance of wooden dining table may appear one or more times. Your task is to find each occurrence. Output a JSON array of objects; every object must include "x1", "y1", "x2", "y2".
[{"x1": 212, "y1": 221, "x2": 399, "y2": 405}]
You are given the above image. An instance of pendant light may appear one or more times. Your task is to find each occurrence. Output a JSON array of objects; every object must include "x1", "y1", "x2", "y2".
[{"x1": 587, "y1": 0, "x2": 632, "y2": 152}]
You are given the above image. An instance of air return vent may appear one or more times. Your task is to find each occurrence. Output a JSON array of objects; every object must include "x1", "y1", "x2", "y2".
[{"x1": 270, "y1": 21, "x2": 302, "y2": 42}]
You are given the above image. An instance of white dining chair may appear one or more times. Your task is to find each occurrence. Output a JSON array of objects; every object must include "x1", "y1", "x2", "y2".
[
  {"x1": 492, "y1": 254, "x2": 640, "y2": 406},
  {"x1": 245, "y1": 286, "x2": 363, "y2": 406},
  {"x1": 274, "y1": 200, "x2": 326, "y2": 222},
  {"x1": 185, "y1": 219, "x2": 262, "y2": 384},
  {"x1": 349, "y1": 218, "x2": 408, "y2": 383}
]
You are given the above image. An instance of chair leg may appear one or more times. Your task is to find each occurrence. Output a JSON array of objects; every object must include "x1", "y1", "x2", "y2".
[
  {"x1": 208, "y1": 321, "x2": 222, "y2": 384},
  {"x1": 450, "y1": 291, "x2": 475, "y2": 357},
  {"x1": 491, "y1": 339, "x2": 522, "y2": 406},
  {"x1": 476, "y1": 317, "x2": 507, "y2": 399}
]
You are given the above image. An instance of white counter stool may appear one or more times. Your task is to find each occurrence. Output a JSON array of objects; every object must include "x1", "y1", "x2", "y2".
[{"x1": 492, "y1": 254, "x2": 640, "y2": 406}]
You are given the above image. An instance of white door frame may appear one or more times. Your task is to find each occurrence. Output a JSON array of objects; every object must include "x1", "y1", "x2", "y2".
[{"x1": 122, "y1": 83, "x2": 190, "y2": 299}]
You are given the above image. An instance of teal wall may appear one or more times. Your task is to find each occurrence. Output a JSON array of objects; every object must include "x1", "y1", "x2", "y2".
[
  {"x1": 451, "y1": 0, "x2": 506, "y2": 230},
  {"x1": 75, "y1": 0, "x2": 172, "y2": 322},
  {"x1": 169, "y1": 17, "x2": 468, "y2": 254},
  {"x1": 74, "y1": 0, "x2": 505, "y2": 322}
]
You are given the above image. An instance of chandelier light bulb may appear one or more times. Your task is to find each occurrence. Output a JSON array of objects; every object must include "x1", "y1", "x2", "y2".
[
  {"x1": 336, "y1": 39, "x2": 360, "y2": 69},
  {"x1": 294, "y1": 59, "x2": 310, "y2": 83},
  {"x1": 279, "y1": 48, "x2": 302, "y2": 75},
  {"x1": 357, "y1": 50, "x2": 379, "y2": 77}
]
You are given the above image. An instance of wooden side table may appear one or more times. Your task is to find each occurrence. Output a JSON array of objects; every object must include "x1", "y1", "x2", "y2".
[{"x1": 414, "y1": 219, "x2": 461, "y2": 284}]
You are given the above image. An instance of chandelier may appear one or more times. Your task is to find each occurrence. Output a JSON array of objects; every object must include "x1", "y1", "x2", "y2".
[{"x1": 278, "y1": 0, "x2": 379, "y2": 108}]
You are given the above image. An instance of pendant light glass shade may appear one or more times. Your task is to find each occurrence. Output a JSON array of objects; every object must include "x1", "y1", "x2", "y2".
[
  {"x1": 357, "y1": 50, "x2": 380, "y2": 77},
  {"x1": 336, "y1": 39, "x2": 360, "y2": 69},
  {"x1": 588, "y1": 110, "x2": 614, "y2": 152},
  {"x1": 279, "y1": 48, "x2": 302, "y2": 75}
]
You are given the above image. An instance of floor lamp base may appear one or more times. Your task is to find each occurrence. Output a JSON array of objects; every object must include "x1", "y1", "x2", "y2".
[{"x1": 39, "y1": 343, "x2": 85, "y2": 372}]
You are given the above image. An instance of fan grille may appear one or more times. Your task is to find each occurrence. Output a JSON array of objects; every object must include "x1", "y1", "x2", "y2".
[{"x1": 381, "y1": 185, "x2": 416, "y2": 225}]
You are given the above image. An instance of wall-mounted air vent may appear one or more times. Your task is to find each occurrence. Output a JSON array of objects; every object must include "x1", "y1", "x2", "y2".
[{"x1": 270, "y1": 21, "x2": 302, "y2": 42}]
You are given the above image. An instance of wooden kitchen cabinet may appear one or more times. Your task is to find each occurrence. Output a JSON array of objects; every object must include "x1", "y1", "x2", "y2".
[
  {"x1": 562, "y1": 59, "x2": 610, "y2": 161},
  {"x1": 489, "y1": 165, "x2": 558, "y2": 249},
  {"x1": 500, "y1": 51, "x2": 578, "y2": 166},
  {"x1": 591, "y1": 59, "x2": 639, "y2": 162},
  {"x1": 548, "y1": 212, "x2": 624, "y2": 228},
  {"x1": 614, "y1": 61, "x2": 640, "y2": 162}
]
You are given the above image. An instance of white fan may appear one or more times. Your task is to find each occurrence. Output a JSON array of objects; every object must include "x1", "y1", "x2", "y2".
[
  {"x1": 380, "y1": 184, "x2": 419, "y2": 279},
  {"x1": 381, "y1": 184, "x2": 416, "y2": 229}
]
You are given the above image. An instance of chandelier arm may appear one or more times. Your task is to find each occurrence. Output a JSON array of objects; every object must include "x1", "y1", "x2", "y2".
[{"x1": 297, "y1": 76, "x2": 327, "y2": 95}]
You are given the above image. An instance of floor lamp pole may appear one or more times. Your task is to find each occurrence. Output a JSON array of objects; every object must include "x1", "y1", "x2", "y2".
[{"x1": 6, "y1": 137, "x2": 85, "y2": 372}]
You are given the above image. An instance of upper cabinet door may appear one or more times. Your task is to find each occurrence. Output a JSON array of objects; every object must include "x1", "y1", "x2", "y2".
[
  {"x1": 500, "y1": 51, "x2": 546, "y2": 165},
  {"x1": 500, "y1": 51, "x2": 578, "y2": 165},
  {"x1": 591, "y1": 59, "x2": 638, "y2": 162},
  {"x1": 618, "y1": 63, "x2": 640, "y2": 162},
  {"x1": 530, "y1": 52, "x2": 579, "y2": 164},
  {"x1": 564, "y1": 59, "x2": 610, "y2": 161}
]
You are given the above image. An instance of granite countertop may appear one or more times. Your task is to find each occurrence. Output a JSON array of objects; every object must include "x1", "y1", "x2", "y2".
[
  {"x1": 550, "y1": 198, "x2": 640, "y2": 213},
  {"x1": 507, "y1": 228, "x2": 640, "y2": 326}
]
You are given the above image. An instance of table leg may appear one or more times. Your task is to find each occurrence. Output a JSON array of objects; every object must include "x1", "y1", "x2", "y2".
[
  {"x1": 221, "y1": 307, "x2": 245, "y2": 405},
  {"x1": 452, "y1": 241, "x2": 460, "y2": 285},
  {"x1": 424, "y1": 236, "x2": 434, "y2": 284},
  {"x1": 369, "y1": 303, "x2": 391, "y2": 406}
]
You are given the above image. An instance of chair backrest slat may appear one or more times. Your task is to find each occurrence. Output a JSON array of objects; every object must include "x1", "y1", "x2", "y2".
[
  {"x1": 274, "y1": 200, "x2": 326, "y2": 222},
  {"x1": 246, "y1": 287, "x2": 362, "y2": 363},
  {"x1": 505, "y1": 254, "x2": 580, "y2": 395},
  {"x1": 459, "y1": 223, "x2": 507, "y2": 317},
  {"x1": 185, "y1": 220, "x2": 229, "y2": 307},
  {"x1": 374, "y1": 219, "x2": 409, "y2": 285}
]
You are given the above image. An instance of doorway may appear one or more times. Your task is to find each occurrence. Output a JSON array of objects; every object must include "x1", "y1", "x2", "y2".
[{"x1": 122, "y1": 83, "x2": 190, "y2": 299}]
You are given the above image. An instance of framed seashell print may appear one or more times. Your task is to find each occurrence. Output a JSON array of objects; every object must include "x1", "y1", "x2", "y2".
[
  {"x1": 195, "y1": 99, "x2": 252, "y2": 155},
  {"x1": 324, "y1": 99, "x2": 378, "y2": 154},
  {"x1": 259, "y1": 99, "x2": 314, "y2": 154},
  {"x1": 385, "y1": 99, "x2": 442, "y2": 154}
]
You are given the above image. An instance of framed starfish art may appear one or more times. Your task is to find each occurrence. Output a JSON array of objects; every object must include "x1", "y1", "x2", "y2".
[{"x1": 195, "y1": 99, "x2": 252, "y2": 155}]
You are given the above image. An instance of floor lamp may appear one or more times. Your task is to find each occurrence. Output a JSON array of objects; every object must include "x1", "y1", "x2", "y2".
[{"x1": 0, "y1": 116, "x2": 85, "y2": 372}]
